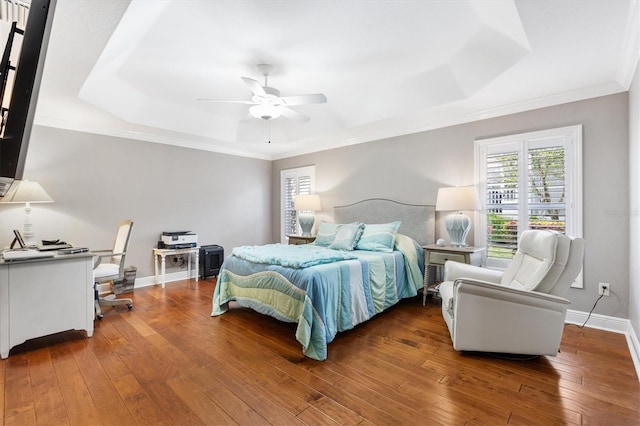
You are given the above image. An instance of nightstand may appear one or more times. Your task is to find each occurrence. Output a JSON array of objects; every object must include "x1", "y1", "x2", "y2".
[
  {"x1": 422, "y1": 244, "x2": 485, "y2": 305},
  {"x1": 287, "y1": 235, "x2": 316, "y2": 245}
]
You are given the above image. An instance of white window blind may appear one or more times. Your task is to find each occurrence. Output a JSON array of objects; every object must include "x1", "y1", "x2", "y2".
[
  {"x1": 486, "y1": 150, "x2": 519, "y2": 259},
  {"x1": 528, "y1": 146, "x2": 566, "y2": 233},
  {"x1": 476, "y1": 125, "x2": 582, "y2": 286},
  {"x1": 280, "y1": 166, "x2": 315, "y2": 242}
]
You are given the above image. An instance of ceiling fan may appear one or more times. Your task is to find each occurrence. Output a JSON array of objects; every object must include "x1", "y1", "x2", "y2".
[{"x1": 199, "y1": 64, "x2": 327, "y2": 123}]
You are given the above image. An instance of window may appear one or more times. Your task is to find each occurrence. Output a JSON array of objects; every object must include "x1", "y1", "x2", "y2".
[
  {"x1": 475, "y1": 125, "x2": 582, "y2": 285},
  {"x1": 280, "y1": 165, "x2": 315, "y2": 242}
]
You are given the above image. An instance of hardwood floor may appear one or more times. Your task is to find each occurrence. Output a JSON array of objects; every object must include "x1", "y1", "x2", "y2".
[{"x1": 2, "y1": 278, "x2": 639, "y2": 425}]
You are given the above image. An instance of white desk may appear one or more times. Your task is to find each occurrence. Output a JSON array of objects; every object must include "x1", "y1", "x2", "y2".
[
  {"x1": 153, "y1": 247, "x2": 199, "y2": 288},
  {"x1": 0, "y1": 253, "x2": 94, "y2": 359}
]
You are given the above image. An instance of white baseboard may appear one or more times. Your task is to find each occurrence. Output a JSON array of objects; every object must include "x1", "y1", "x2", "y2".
[
  {"x1": 565, "y1": 309, "x2": 630, "y2": 333},
  {"x1": 133, "y1": 271, "x2": 194, "y2": 289},
  {"x1": 566, "y1": 309, "x2": 640, "y2": 381},
  {"x1": 626, "y1": 322, "x2": 640, "y2": 382}
]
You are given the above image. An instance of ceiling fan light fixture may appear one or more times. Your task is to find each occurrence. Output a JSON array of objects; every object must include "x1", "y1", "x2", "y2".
[{"x1": 249, "y1": 104, "x2": 283, "y2": 120}]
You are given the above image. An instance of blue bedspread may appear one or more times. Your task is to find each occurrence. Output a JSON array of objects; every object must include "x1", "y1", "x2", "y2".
[{"x1": 211, "y1": 234, "x2": 424, "y2": 360}]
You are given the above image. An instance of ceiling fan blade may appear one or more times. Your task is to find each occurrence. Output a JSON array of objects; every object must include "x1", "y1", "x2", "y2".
[
  {"x1": 282, "y1": 106, "x2": 310, "y2": 123},
  {"x1": 197, "y1": 99, "x2": 255, "y2": 104},
  {"x1": 281, "y1": 93, "x2": 327, "y2": 106},
  {"x1": 241, "y1": 77, "x2": 266, "y2": 97}
]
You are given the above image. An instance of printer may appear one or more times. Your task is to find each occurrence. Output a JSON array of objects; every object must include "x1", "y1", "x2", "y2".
[{"x1": 160, "y1": 231, "x2": 197, "y2": 249}]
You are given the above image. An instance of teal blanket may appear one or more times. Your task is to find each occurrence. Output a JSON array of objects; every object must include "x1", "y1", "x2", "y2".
[{"x1": 232, "y1": 243, "x2": 357, "y2": 268}]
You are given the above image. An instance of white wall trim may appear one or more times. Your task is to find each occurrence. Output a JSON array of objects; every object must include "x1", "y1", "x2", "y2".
[
  {"x1": 36, "y1": 82, "x2": 625, "y2": 163},
  {"x1": 566, "y1": 309, "x2": 629, "y2": 332},
  {"x1": 133, "y1": 271, "x2": 193, "y2": 289},
  {"x1": 566, "y1": 309, "x2": 640, "y2": 381},
  {"x1": 33, "y1": 117, "x2": 273, "y2": 161},
  {"x1": 627, "y1": 321, "x2": 640, "y2": 383}
]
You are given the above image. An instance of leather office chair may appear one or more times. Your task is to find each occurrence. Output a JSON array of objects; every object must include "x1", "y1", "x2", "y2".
[
  {"x1": 438, "y1": 230, "x2": 585, "y2": 356},
  {"x1": 93, "y1": 220, "x2": 134, "y2": 319}
]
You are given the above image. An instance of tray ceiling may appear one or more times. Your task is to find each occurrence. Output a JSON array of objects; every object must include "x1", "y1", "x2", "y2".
[{"x1": 35, "y1": 0, "x2": 638, "y2": 160}]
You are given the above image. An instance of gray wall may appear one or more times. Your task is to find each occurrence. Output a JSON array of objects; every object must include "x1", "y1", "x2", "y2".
[
  {"x1": 0, "y1": 126, "x2": 272, "y2": 278},
  {"x1": 0, "y1": 94, "x2": 629, "y2": 318},
  {"x1": 273, "y1": 93, "x2": 630, "y2": 318}
]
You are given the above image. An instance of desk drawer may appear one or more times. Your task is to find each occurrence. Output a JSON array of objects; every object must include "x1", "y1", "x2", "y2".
[{"x1": 429, "y1": 252, "x2": 466, "y2": 264}]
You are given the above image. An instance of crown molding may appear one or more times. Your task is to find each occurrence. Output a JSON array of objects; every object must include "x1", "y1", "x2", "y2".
[
  {"x1": 273, "y1": 82, "x2": 626, "y2": 160},
  {"x1": 34, "y1": 115, "x2": 274, "y2": 161},
  {"x1": 36, "y1": 81, "x2": 628, "y2": 163}
]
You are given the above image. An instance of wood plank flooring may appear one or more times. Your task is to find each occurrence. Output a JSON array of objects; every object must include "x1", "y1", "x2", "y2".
[{"x1": 2, "y1": 278, "x2": 639, "y2": 425}]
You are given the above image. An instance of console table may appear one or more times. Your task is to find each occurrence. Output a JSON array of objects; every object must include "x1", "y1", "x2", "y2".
[
  {"x1": 153, "y1": 247, "x2": 200, "y2": 288},
  {"x1": 0, "y1": 253, "x2": 94, "y2": 358}
]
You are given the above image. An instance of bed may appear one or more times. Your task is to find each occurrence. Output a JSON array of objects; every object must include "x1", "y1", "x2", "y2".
[{"x1": 211, "y1": 199, "x2": 435, "y2": 360}]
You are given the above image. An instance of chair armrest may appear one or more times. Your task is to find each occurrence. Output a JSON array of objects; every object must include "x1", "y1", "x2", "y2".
[
  {"x1": 454, "y1": 278, "x2": 571, "y2": 308},
  {"x1": 92, "y1": 250, "x2": 125, "y2": 256},
  {"x1": 444, "y1": 261, "x2": 502, "y2": 284},
  {"x1": 92, "y1": 250, "x2": 126, "y2": 268}
]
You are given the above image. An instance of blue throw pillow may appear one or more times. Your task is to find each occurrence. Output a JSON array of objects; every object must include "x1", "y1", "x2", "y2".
[
  {"x1": 329, "y1": 222, "x2": 365, "y2": 251},
  {"x1": 314, "y1": 221, "x2": 341, "y2": 247},
  {"x1": 356, "y1": 221, "x2": 401, "y2": 252}
]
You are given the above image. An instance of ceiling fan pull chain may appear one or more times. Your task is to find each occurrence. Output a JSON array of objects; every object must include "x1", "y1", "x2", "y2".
[{"x1": 266, "y1": 120, "x2": 271, "y2": 144}]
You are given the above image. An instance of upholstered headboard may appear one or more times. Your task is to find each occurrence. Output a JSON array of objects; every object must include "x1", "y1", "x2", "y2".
[{"x1": 334, "y1": 199, "x2": 435, "y2": 246}]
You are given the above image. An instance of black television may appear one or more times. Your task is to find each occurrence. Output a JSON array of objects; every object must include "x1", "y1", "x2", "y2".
[{"x1": 0, "y1": 0, "x2": 56, "y2": 198}]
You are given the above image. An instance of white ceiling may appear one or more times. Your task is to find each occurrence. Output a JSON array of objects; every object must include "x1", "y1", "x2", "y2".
[{"x1": 34, "y1": 0, "x2": 638, "y2": 160}]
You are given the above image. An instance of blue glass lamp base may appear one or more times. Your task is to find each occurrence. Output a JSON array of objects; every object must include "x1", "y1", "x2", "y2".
[
  {"x1": 445, "y1": 212, "x2": 471, "y2": 247},
  {"x1": 298, "y1": 213, "x2": 315, "y2": 236}
]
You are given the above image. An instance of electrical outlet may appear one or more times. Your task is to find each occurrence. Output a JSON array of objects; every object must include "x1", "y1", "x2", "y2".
[{"x1": 598, "y1": 282, "x2": 610, "y2": 297}]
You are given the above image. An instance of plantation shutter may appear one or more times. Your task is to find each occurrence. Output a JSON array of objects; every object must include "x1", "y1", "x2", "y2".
[
  {"x1": 281, "y1": 166, "x2": 315, "y2": 242},
  {"x1": 485, "y1": 151, "x2": 519, "y2": 261},
  {"x1": 283, "y1": 175, "x2": 298, "y2": 238},
  {"x1": 476, "y1": 126, "x2": 581, "y2": 275},
  {"x1": 528, "y1": 146, "x2": 566, "y2": 233}
]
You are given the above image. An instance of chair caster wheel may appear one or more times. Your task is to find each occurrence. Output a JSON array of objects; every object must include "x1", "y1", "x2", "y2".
[{"x1": 127, "y1": 304, "x2": 133, "y2": 310}]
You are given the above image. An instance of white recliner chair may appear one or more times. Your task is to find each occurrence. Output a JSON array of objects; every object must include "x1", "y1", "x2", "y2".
[{"x1": 439, "y1": 230, "x2": 585, "y2": 356}]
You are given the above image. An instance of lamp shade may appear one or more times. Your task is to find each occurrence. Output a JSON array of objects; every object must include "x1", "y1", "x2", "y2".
[
  {"x1": 1, "y1": 180, "x2": 53, "y2": 204},
  {"x1": 435, "y1": 186, "x2": 480, "y2": 211},
  {"x1": 1, "y1": 180, "x2": 53, "y2": 247},
  {"x1": 294, "y1": 194, "x2": 321, "y2": 211}
]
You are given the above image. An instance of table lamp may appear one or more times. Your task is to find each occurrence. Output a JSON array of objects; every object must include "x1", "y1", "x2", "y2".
[
  {"x1": 1, "y1": 180, "x2": 53, "y2": 246},
  {"x1": 436, "y1": 186, "x2": 480, "y2": 247},
  {"x1": 294, "y1": 194, "x2": 321, "y2": 236}
]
